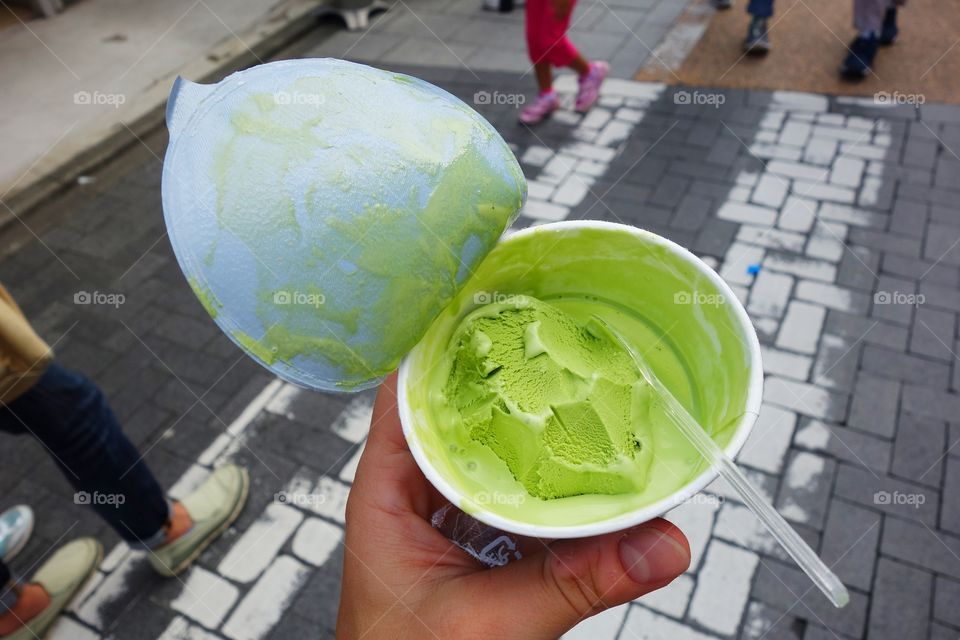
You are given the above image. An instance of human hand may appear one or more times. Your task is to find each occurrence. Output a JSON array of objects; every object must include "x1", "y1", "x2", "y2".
[{"x1": 337, "y1": 373, "x2": 691, "y2": 639}]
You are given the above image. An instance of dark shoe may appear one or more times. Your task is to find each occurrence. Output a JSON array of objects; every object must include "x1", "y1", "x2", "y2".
[
  {"x1": 712, "y1": 0, "x2": 733, "y2": 9},
  {"x1": 840, "y1": 34, "x2": 879, "y2": 78},
  {"x1": 744, "y1": 18, "x2": 771, "y2": 54},
  {"x1": 880, "y1": 7, "x2": 898, "y2": 45}
]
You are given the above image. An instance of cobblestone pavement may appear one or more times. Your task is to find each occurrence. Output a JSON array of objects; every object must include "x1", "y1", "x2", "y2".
[{"x1": 2, "y1": 9, "x2": 960, "y2": 640}]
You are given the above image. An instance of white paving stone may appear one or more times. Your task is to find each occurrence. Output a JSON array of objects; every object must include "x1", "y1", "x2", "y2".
[
  {"x1": 621, "y1": 605, "x2": 720, "y2": 640},
  {"x1": 521, "y1": 145, "x2": 553, "y2": 167},
  {"x1": 540, "y1": 153, "x2": 578, "y2": 184},
  {"x1": 99, "y1": 542, "x2": 131, "y2": 573},
  {"x1": 794, "y1": 418, "x2": 833, "y2": 450},
  {"x1": 716, "y1": 202, "x2": 777, "y2": 226},
  {"x1": 168, "y1": 464, "x2": 212, "y2": 501},
  {"x1": 615, "y1": 107, "x2": 644, "y2": 123},
  {"x1": 291, "y1": 517, "x2": 343, "y2": 567},
  {"x1": 331, "y1": 395, "x2": 374, "y2": 443},
  {"x1": 803, "y1": 137, "x2": 838, "y2": 165},
  {"x1": 737, "y1": 403, "x2": 798, "y2": 474},
  {"x1": 818, "y1": 202, "x2": 885, "y2": 227},
  {"x1": 552, "y1": 179, "x2": 592, "y2": 207},
  {"x1": 567, "y1": 142, "x2": 616, "y2": 163},
  {"x1": 806, "y1": 220, "x2": 847, "y2": 263},
  {"x1": 76, "y1": 555, "x2": 144, "y2": 629},
  {"x1": 282, "y1": 472, "x2": 351, "y2": 523},
  {"x1": 635, "y1": 573, "x2": 694, "y2": 618},
  {"x1": 737, "y1": 225, "x2": 806, "y2": 253},
  {"x1": 707, "y1": 467, "x2": 776, "y2": 505},
  {"x1": 47, "y1": 617, "x2": 99, "y2": 640},
  {"x1": 580, "y1": 107, "x2": 612, "y2": 130},
  {"x1": 795, "y1": 280, "x2": 867, "y2": 313},
  {"x1": 830, "y1": 156, "x2": 865, "y2": 187},
  {"x1": 522, "y1": 200, "x2": 569, "y2": 221},
  {"x1": 170, "y1": 565, "x2": 239, "y2": 629},
  {"x1": 778, "y1": 121, "x2": 812, "y2": 147},
  {"x1": 776, "y1": 300, "x2": 826, "y2": 354},
  {"x1": 764, "y1": 376, "x2": 844, "y2": 421},
  {"x1": 714, "y1": 502, "x2": 782, "y2": 558},
  {"x1": 720, "y1": 242, "x2": 765, "y2": 286},
  {"x1": 221, "y1": 556, "x2": 310, "y2": 640},
  {"x1": 689, "y1": 541, "x2": 759, "y2": 636},
  {"x1": 67, "y1": 570, "x2": 105, "y2": 615},
  {"x1": 767, "y1": 159, "x2": 824, "y2": 182},
  {"x1": 777, "y1": 196, "x2": 817, "y2": 232},
  {"x1": 778, "y1": 451, "x2": 829, "y2": 523},
  {"x1": 218, "y1": 502, "x2": 304, "y2": 583},
  {"x1": 596, "y1": 119, "x2": 633, "y2": 147},
  {"x1": 575, "y1": 159, "x2": 606, "y2": 177},
  {"x1": 526, "y1": 180, "x2": 554, "y2": 200},
  {"x1": 748, "y1": 270, "x2": 793, "y2": 317},
  {"x1": 793, "y1": 180, "x2": 856, "y2": 204},
  {"x1": 760, "y1": 345, "x2": 813, "y2": 380},
  {"x1": 158, "y1": 616, "x2": 222, "y2": 640},
  {"x1": 339, "y1": 440, "x2": 365, "y2": 483},
  {"x1": 751, "y1": 174, "x2": 788, "y2": 209},
  {"x1": 562, "y1": 604, "x2": 628, "y2": 639},
  {"x1": 665, "y1": 498, "x2": 721, "y2": 570},
  {"x1": 764, "y1": 253, "x2": 837, "y2": 282}
]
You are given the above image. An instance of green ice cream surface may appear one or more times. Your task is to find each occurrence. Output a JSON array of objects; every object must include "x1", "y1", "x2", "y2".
[{"x1": 444, "y1": 296, "x2": 655, "y2": 500}]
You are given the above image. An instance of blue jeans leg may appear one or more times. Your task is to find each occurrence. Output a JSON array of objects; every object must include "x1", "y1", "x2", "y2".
[
  {"x1": 0, "y1": 364, "x2": 169, "y2": 547},
  {"x1": 747, "y1": 0, "x2": 774, "y2": 17}
]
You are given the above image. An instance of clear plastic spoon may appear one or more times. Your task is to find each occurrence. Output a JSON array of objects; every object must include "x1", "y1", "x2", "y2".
[{"x1": 588, "y1": 316, "x2": 849, "y2": 608}]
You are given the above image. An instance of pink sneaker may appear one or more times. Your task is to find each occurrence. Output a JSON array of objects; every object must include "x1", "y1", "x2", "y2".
[
  {"x1": 575, "y1": 61, "x2": 609, "y2": 112},
  {"x1": 519, "y1": 90, "x2": 560, "y2": 125}
]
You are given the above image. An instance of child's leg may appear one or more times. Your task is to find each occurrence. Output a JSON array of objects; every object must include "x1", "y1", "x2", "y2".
[{"x1": 534, "y1": 62, "x2": 554, "y2": 93}]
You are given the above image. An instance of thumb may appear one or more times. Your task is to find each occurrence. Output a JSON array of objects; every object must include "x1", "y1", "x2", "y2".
[{"x1": 461, "y1": 518, "x2": 689, "y2": 638}]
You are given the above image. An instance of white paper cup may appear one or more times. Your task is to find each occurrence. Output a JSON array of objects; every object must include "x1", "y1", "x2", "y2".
[{"x1": 398, "y1": 220, "x2": 763, "y2": 539}]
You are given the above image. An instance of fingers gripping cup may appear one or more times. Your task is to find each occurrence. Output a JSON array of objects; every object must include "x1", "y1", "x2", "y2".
[{"x1": 398, "y1": 222, "x2": 762, "y2": 538}]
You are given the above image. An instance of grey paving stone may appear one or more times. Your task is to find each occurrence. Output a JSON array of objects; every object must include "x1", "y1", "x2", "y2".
[
  {"x1": 794, "y1": 417, "x2": 891, "y2": 473},
  {"x1": 910, "y1": 306, "x2": 957, "y2": 362},
  {"x1": 820, "y1": 498, "x2": 881, "y2": 591},
  {"x1": 671, "y1": 192, "x2": 712, "y2": 231},
  {"x1": 882, "y1": 515, "x2": 960, "y2": 580},
  {"x1": 848, "y1": 372, "x2": 900, "y2": 438},
  {"x1": 872, "y1": 274, "x2": 917, "y2": 326},
  {"x1": 888, "y1": 198, "x2": 928, "y2": 239},
  {"x1": 892, "y1": 411, "x2": 947, "y2": 487},
  {"x1": 760, "y1": 345, "x2": 812, "y2": 381},
  {"x1": 835, "y1": 463, "x2": 939, "y2": 526},
  {"x1": 934, "y1": 576, "x2": 960, "y2": 629},
  {"x1": 882, "y1": 252, "x2": 960, "y2": 288},
  {"x1": 764, "y1": 252, "x2": 837, "y2": 282},
  {"x1": 740, "y1": 601, "x2": 805, "y2": 640},
  {"x1": 849, "y1": 227, "x2": 922, "y2": 257},
  {"x1": 796, "y1": 281, "x2": 870, "y2": 314},
  {"x1": 901, "y1": 383, "x2": 960, "y2": 424},
  {"x1": 811, "y1": 333, "x2": 860, "y2": 393},
  {"x1": 868, "y1": 558, "x2": 932, "y2": 640},
  {"x1": 776, "y1": 450, "x2": 836, "y2": 528},
  {"x1": 943, "y1": 456, "x2": 960, "y2": 536},
  {"x1": 824, "y1": 309, "x2": 908, "y2": 351},
  {"x1": 751, "y1": 558, "x2": 868, "y2": 638},
  {"x1": 836, "y1": 245, "x2": 878, "y2": 291},
  {"x1": 748, "y1": 270, "x2": 793, "y2": 318},
  {"x1": 861, "y1": 344, "x2": 951, "y2": 388}
]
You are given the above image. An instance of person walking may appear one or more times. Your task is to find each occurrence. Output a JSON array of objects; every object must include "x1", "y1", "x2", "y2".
[
  {"x1": 840, "y1": 0, "x2": 904, "y2": 77},
  {"x1": 519, "y1": 0, "x2": 609, "y2": 125},
  {"x1": 713, "y1": 0, "x2": 775, "y2": 54},
  {"x1": 0, "y1": 284, "x2": 249, "y2": 639}
]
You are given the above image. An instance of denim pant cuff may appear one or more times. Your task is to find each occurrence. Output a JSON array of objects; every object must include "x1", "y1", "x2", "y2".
[
  {"x1": 128, "y1": 499, "x2": 173, "y2": 551},
  {"x1": 0, "y1": 581, "x2": 22, "y2": 614}
]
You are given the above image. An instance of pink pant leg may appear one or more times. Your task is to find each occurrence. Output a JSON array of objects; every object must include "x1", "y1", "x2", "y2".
[{"x1": 525, "y1": 0, "x2": 581, "y2": 67}]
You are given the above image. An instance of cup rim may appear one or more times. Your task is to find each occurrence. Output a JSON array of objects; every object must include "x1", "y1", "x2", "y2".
[{"x1": 398, "y1": 220, "x2": 764, "y2": 538}]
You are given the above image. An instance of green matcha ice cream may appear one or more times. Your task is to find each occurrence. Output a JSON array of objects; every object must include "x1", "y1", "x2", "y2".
[{"x1": 443, "y1": 296, "x2": 655, "y2": 500}]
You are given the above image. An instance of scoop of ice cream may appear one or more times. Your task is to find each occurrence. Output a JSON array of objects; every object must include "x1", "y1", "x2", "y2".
[{"x1": 443, "y1": 296, "x2": 655, "y2": 500}]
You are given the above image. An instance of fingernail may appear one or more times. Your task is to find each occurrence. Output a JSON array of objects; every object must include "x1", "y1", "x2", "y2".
[{"x1": 619, "y1": 527, "x2": 690, "y2": 584}]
